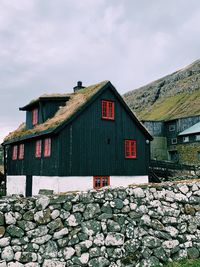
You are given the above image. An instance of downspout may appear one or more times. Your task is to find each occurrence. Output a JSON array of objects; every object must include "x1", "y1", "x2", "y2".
[{"x1": 2, "y1": 144, "x2": 7, "y2": 195}]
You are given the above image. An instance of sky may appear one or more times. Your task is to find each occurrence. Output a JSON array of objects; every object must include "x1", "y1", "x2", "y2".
[{"x1": 0, "y1": 0, "x2": 200, "y2": 143}]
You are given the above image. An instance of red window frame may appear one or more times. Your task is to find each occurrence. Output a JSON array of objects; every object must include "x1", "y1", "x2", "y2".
[
  {"x1": 32, "y1": 108, "x2": 38, "y2": 126},
  {"x1": 12, "y1": 145, "x2": 18, "y2": 160},
  {"x1": 35, "y1": 140, "x2": 42, "y2": 158},
  {"x1": 93, "y1": 176, "x2": 110, "y2": 189},
  {"x1": 44, "y1": 138, "x2": 51, "y2": 157},
  {"x1": 18, "y1": 144, "x2": 24, "y2": 160},
  {"x1": 125, "y1": 140, "x2": 137, "y2": 159},
  {"x1": 102, "y1": 100, "x2": 115, "y2": 120}
]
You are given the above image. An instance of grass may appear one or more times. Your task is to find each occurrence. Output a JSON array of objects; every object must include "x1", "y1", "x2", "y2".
[
  {"x1": 140, "y1": 89, "x2": 200, "y2": 121},
  {"x1": 162, "y1": 259, "x2": 200, "y2": 267},
  {"x1": 4, "y1": 80, "x2": 108, "y2": 142}
]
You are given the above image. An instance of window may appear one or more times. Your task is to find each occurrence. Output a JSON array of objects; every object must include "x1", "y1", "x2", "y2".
[
  {"x1": 171, "y1": 138, "x2": 177, "y2": 144},
  {"x1": 102, "y1": 100, "x2": 115, "y2": 120},
  {"x1": 125, "y1": 140, "x2": 137, "y2": 159},
  {"x1": 169, "y1": 125, "x2": 175, "y2": 131},
  {"x1": 18, "y1": 144, "x2": 24, "y2": 159},
  {"x1": 32, "y1": 108, "x2": 38, "y2": 125},
  {"x1": 197, "y1": 152, "x2": 200, "y2": 160},
  {"x1": 93, "y1": 176, "x2": 110, "y2": 189},
  {"x1": 12, "y1": 145, "x2": 18, "y2": 160},
  {"x1": 35, "y1": 140, "x2": 42, "y2": 158},
  {"x1": 196, "y1": 135, "x2": 200, "y2": 141},
  {"x1": 183, "y1": 136, "x2": 189, "y2": 143},
  {"x1": 44, "y1": 138, "x2": 51, "y2": 157}
]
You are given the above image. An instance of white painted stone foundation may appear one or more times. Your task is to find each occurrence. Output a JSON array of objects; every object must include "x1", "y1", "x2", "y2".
[{"x1": 7, "y1": 175, "x2": 148, "y2": 195}]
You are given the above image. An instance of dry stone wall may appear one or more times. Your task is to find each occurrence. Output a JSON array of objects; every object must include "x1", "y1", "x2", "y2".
[{"x1": 0, "y1": 180, "x2": 200, "y2": 267}]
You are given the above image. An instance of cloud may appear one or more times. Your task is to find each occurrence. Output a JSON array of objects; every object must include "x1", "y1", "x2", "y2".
[{"x1": 0, "y1": 0, "x2": 200, "y2": 142}]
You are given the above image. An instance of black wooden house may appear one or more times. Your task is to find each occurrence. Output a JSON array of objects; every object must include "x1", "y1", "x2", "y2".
[{"x1": 3, "y1": 81, "x2": 152, "y2": 196}]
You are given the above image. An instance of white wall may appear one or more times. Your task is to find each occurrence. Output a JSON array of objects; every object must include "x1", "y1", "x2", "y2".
[
  {"x1": 7, "y1": 176, "x2": 26, "y2": 195},
  {"x1": 7, "y1": 175, "x2": 148, "y2": 196}
]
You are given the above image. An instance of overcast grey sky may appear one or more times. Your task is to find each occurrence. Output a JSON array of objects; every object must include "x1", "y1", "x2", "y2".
[{"x1": 1, "y1": 0, "x2": 200, "y2": 143}]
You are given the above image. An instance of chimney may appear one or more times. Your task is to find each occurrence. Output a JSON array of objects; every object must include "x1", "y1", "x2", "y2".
[{"x1": 73, "y1": 81, "x2": 85, "y2": 92}]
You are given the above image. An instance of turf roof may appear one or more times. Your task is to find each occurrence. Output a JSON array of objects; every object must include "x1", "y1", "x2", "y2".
[
  {"x1": 4, "y1": 80, "x2": 152, "y2": 144},
  {"x1": 4, "y1": 81, "x2": 109, "y2": 143}
]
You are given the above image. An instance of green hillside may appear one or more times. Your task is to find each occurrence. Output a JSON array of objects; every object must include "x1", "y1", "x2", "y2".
[
  {"x1": 124, "y1": 59, "x2": 200, "y2": 121},
  {"x1": 139, "y1": 89, "x2": 200, "y2": 121}
]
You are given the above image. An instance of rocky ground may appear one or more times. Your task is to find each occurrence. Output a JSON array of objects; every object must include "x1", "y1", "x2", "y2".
[{"x1": 123, "y1": 59, "x2": 200, "y2": 120}]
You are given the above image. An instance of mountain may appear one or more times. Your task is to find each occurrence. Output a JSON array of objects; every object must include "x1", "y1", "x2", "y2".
[{"x1": 123, "y1": 59, "x2": 200, "y2": 121}]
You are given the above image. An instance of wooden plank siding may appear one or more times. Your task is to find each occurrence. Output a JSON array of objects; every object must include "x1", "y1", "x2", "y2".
[
  {"x1": 7, "y1": 87, "x2": 150, "y2": 177},
  {"x1": 58, "y1": 88, "x2": 150, "y2": 176}
]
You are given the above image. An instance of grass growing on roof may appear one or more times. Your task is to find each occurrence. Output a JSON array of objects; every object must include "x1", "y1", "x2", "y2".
[{"x1": 4, "y1": 81, "x2": 108, "y2": 142}]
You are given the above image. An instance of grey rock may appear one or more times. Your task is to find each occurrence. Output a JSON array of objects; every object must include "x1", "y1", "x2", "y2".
[
  {"x1": 83, "y1": 203, "x2": 101, "y2": 219},
  {"x1": 47, "y1": 218, "x2": 63, "y2": 232},
  {"x1": 7, "y1": 225, "x2": 24, "y2": 238},
  {"x1": 14, "y1": 252, "x2": 37, "y2": 263},
  {"x1": 107, "y1": 219, "x2": 121, "y2": 232},
  {"x1": 63, "y1": 247, "x2": 75, "y2": 260},
  {"x1": 34, "y1": 209, "x2": 51, "y2": 225},
  {"x1": 89, "y1": 247, "x2": 101, "y2": 258},
  {"x1": 25, "y1": 263, "x2": 40, "y2": 267},
  {"x1": 132, "y1": 187, "x2": 145, "y2": 198},
  {"x1": 162, "y1": 240, "x2": 179, "y2": 249},
  {"x1": 27, "y1": 226, "x2": 48, "y2": 238},
  {"x1": 42, "y1": 259, "x2": 65, "y2": 267},
  {"x1": 66, "y1": 213, "x2": 82, "y2": 226},
  {"x1": 50, "y1": 209, "x2": 60, "y2": 219},
  {"x1": 0, "y1": 237, "x2": 11, "y2": 248},
  {"x1": 125, "y1": 223, "x2": 135, "y2": 238},
  {"x1": 93, "y1": 233, "x2": 105, "y2": 246},
  {"x1": 62, "y1": 201, "x2": 72, "y2": 211},
  {"x1": 73, "y1": 203, "x2": 85, "y2": 213},
  {"x1": 187, "y1": 247, "x2": 200, "y2": 259},
  {"x1": 53, "y1": 228, "x2": 68, "y2": 239},
  {"x1": 0, "y1": 212, "x2": 4, "y2": 226},
  {"x1": 88, "y1": 257, "x2": 110, "y2": 267},
  {"x1": 7, "y1": 262, "x2": 24, "y2": 267},
  {"x1": 124, "y1": 239, "x2": 140, "y2": 254},
  {"x1": 142, "y1": 236, "x2": 161, "y2": 248},
  {"x1": 23, "y1": 210, "x2": 35, "y2": 221},
  {"x1": 1, "y1": 246, "x2": 14, "y2": 262},
  {"x1": 39, "y1": 189, "x2": 53, "y2": 195},
  {"x1": 165, "y1": 226, "x2": 179, "y2": 237},
  {"x1": 139, "y1": 256, "x2": 160, "y2": 267},
  {"x1": 17, "y1": 221, "x2": 36, "y2": 232},
  {"x1": 35, "y1": 196, "x2": 50, "y2": 210},
  {"x1": 43, "y1": 240, "x2": 58, "y2": 258},
  {"x1": 154, "y1": 247, "x2": 168, "y2": 262},
  {"x1": 105, "y1": 232, "x2": 124, "y2": 246},
  {"x1": 31, "y1": 235, "x2": 51, "y2": 245},
  {"x1": 81, "y1": 220, "x2": 101, "y2": 236},
  {"x1": 5, "y1": 212, "x2": 16, "y2": 225},
  {"x1": 110, "y1": 199, "x2": 124, "y2": 209},
  {"x1": 0, "y1": 260, "x2": 6, "y2": 267}
]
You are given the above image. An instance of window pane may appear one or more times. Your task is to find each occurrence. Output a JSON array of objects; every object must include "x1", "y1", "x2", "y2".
[
  {"x1": 183, "y1": 136, "x2": 189, "y2": 143},
  {"x1": 44, "y1": 138, "x2": 51, "y2": 157},
  {"x1": 32, "y1": 108, "x2": 38, "y2": 125},
  {"x1": 102, "y1": 100, "x2": 114, "y2": 120},
  {"x1": 19, "y1": 144, "x2": 24, "y2": 159},
  {"x1": 12, "y1": 145, "x2": 18, "y2": 160},
  {"x1": 102, "y1": 177, "x2": 108, "y2": 187},
  {"x1": 196, "y1": 135, "x2": 200, "y2": 141},
  {"x1": 35, "y1": 140, "x2": 42, "y2": 158},
  {"x1": 95, "y1": 178, "x2": 101, "y2": 188},
  {"x1": 125, "y1": 140, "x2": 136, "y2": 158}
]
